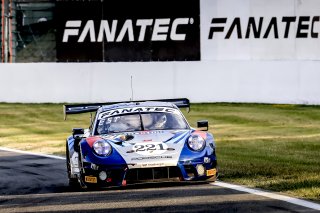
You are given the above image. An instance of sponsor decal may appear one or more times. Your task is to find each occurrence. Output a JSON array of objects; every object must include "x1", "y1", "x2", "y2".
[
  {"x1": 131, "y1": 155, "x2": 172, "y2": 161},
  {"x1": 206, "y1": 168, "x2": 216, "y2": 177},
  {"x1": 129, "y1": 131, "x2": 164, "y2": 135},
  {"x1": 85, "y1": 176, "x2": 97, "y2": 183},
  {"x1": 132, "y1": 142, "x2": 168, "y2": 156},
  {"x1": 140, "y1": 162, "x2": 166, "y2": 168},
  {"x1": 208, "y1": 16, "x2": 320, "y2": 39},
  {"x1": 98, "y1": 107, "x2": 179, "y2": 119}
]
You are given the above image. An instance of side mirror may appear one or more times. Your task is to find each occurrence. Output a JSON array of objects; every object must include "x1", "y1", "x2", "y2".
[
  {"x1": 72, "y1": 128, "x2": 84, "y2": 140},
  {"x1": 197, "y1": 120, "x2": 209, "y2": 131},
  {"x1": 73, "y1": 128, "x2": 84, "y2": 152}
]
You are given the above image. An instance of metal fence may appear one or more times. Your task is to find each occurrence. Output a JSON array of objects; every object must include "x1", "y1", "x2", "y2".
[
  {"x1": 1, "y1": 0, "x2": 56, "y2": 62},
  {"x1": 15, "y1": 0, "x2": 56, "y2": 62}
]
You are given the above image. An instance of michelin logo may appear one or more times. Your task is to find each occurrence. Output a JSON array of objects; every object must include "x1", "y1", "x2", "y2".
[{"x1": 63, "y1": 18, "x2": 194, "y2": 42}]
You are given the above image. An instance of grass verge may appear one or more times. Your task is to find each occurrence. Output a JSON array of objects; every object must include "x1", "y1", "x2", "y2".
[{"x1": 0, "y1": 103, "x2": 319, "y2": 201}]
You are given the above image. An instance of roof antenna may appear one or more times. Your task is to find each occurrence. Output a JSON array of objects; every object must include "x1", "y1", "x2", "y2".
[{"x1": 130, "y1": 76, "x2": 134, "y2": 101}]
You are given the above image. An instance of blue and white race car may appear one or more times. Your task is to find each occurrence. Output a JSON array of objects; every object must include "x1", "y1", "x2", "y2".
[{"x1": 64, "y1": 99, "x2": 217, "y2": 189}]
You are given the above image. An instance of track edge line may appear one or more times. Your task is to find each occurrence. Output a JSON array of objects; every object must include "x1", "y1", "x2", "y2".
[
  {"x1": 0, "y1": 147, "x2": 65, "y2": 160},
  {"x1": 211, "y1": 181, "x2": 320, "y2": 210}
]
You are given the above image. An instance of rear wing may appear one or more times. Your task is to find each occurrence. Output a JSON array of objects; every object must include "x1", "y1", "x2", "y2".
[{"x1": 63, "y1": 98, "x2": 190, "y2": 120}]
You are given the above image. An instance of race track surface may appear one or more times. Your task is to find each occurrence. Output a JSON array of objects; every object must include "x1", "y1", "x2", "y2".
[{"x1": 0, "y1": 149, "x2": 318, "y2": 213}]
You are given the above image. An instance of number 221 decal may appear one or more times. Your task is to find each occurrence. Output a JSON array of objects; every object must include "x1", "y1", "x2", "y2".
[{"x1": 133, "y1": 142, "x2": 168, "y2": 156}]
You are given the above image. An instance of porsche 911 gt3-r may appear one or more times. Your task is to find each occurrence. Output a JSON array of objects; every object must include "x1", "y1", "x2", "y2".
[{"x1": 64, "y1": 99, "x2": 217, "y2": 189}]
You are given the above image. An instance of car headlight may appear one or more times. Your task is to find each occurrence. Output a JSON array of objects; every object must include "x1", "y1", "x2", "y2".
[
  {"x1": 93, "y1": 140, "x2": 112, "y2": 156},
  {"x1": 187, "y1": 135, "x2": 206, "y2": 151}
]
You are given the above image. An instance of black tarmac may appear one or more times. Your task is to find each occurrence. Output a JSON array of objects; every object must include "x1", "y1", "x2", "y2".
[{"x1": 0, "y1": 149, "x2": 318, "y2": 213}]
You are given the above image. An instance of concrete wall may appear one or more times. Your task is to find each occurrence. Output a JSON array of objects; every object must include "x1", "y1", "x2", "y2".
[
  {"x1": 1, "y1": 0, "x2": 320, "y2": 104},
  {"x1": 1, "y1": 61, "x2": 320, "y2": 104}
]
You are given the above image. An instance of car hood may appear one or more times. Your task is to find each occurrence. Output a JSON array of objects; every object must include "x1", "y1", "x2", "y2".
[{"x1": 105, "y1": 130, "x2": 192, "y2": 168}]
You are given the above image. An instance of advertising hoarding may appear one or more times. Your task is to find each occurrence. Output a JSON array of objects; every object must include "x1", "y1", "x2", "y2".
[
  {"x1": 201, "y1": 0, "x2": 320, "y2": 60},
  {"x1": 56, "y1": 0, "x2": 200, "y2": 62}
]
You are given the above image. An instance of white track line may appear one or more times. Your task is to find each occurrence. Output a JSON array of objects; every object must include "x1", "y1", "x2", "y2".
[
  {"x1": 212, "y1": 181, "x2": 320, "y2": 211},
  {"x1": 1, "y1": 147, "x2": 319, "y2": 210},
  {"x1": 0, "y1": 147, "x2": 65, "y2": 160}
]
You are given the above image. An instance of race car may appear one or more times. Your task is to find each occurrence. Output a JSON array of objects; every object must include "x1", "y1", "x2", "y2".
[{"x1": 64, "y1": 98, "x2": 217, "y2": 189}]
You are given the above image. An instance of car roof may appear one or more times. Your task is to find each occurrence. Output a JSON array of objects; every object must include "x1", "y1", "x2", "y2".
[{"x1": 97, "y1": 101, "x2": 178, "y2": 113}]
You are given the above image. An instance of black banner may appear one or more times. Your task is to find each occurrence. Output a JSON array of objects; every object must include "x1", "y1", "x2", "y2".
[{"x1": 56, "y1": 0, "x2": 200, "y2": 62}]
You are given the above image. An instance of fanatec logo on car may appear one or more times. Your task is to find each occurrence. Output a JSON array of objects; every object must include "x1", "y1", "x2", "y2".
[{"x1": 63, "y1": 18, "x2": 194, "y2": 43}]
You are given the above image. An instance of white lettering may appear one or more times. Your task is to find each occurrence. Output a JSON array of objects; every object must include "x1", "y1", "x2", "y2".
[
  {"x1": 98, "y1": 107, "x2": 179, "y2": 119},
  {"x1": 63, "y1": 20, "x2": 81, "y2": 42},
  {"x1": 78, "y1": 20, "x2": 96, "y2": 42},
  {"x1": 62, "y1": 18, "x2": 192, "y2": 43},
  {"x1": 170, "y1": 18, "x2": 189, "y2": 40},
  {"x1": 208, "y1": 16, "x2": 320, "y2": 39},
  {"x1": 97, "y1": 20, "x2": 118, "y2": 42},
  {"x1": 116, "y1": 19, "x2": 134, "y2": 42},
  {"x1": 136, "y1": 19, "x2": 153, "y2": 41},
  {"x1": 152, "y1": 18, "x2": 170, "y2": 41}
]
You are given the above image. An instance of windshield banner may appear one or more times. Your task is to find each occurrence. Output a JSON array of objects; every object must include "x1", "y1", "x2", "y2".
[{"x1": 98, "y1": 107, "x2": 180, "y2": 119}]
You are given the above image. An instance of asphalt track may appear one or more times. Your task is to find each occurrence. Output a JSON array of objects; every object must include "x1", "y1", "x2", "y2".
[{"x1": 0, "y1": 149, "x2": 319, "y2": 213}]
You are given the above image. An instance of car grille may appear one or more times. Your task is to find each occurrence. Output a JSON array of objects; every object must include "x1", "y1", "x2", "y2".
[{"x1": 126, "y1": 167, "x2": 181, "y2": 183}]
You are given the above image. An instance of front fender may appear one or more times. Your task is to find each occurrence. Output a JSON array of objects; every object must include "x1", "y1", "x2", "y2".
[{"x1": 80, "y1": 139, "x2": 127, "y2": 167}]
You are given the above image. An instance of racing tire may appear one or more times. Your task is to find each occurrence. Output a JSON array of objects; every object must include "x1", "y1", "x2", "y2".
[
  {"x1": 68, "y1": 178, "x2": 80, "y2": 189},
  {"x1": 66, "y1": 143, "x2": 81, "y2": 190}
]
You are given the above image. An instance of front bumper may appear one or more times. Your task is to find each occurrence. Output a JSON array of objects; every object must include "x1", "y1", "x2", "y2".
[{"x1": 80, "y1": 158, "x2": 217, "y2": 187}]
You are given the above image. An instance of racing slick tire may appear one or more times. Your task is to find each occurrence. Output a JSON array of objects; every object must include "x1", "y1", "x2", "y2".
[{"x1": 66, "y1": 144, "x2": 81, "y2": 190}]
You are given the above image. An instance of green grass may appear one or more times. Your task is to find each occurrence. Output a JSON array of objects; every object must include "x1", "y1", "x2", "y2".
[
  {"x1": 0, "y1": 103, "x2": 89, "y2": 155},
  {"x1": 0, "y1": 103, "x2": 319, "y2": 201},
  {"x1": 189, "y1": 103, "x2": 320, "y2": 202}
]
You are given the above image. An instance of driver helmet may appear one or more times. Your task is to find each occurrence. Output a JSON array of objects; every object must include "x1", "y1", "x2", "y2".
[
  {"x1": 122, "y1": 114, "x2": 140, "y2": 129},
  {"x1": 154, "y1": 114, "x2": 167, "y2": 129}
]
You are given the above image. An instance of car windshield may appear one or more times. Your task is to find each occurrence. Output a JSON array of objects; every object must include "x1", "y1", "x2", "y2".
[{"x1": 96, "y1": 111, "x2": 189, "y2": 134}]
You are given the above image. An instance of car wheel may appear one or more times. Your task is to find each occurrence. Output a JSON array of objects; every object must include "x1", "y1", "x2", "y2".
[{"x1": 66, "y1": 143, "x2": 80, "y2": 190}]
